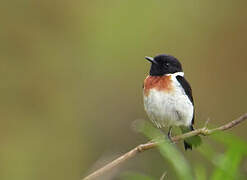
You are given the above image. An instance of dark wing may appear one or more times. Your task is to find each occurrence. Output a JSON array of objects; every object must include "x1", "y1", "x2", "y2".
[
  {"x1": 176, "y1": 75, "x2": 194, "y2": 104},
  {"x1": 176, "y1": 75, "x2": 195, "y2": 124}
]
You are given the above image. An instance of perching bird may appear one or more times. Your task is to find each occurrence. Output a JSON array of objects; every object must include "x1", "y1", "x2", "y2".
[{"x1": 143, "y1": 54, "x2": 201, "y2": 150}]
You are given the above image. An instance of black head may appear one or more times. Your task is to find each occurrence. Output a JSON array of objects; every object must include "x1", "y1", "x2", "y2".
[{"x1": 145, "y1": 54, "x2": 183, "y2": 76}]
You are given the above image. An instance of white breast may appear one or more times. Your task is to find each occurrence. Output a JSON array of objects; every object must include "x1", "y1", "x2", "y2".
[{"x1": 143, "y1": 72, "x2": 193, "y2": 128}]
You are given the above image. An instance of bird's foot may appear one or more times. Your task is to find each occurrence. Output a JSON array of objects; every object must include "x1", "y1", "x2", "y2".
[{"x1": 166, "y1": 127, "x2": 173, "y2": 143}]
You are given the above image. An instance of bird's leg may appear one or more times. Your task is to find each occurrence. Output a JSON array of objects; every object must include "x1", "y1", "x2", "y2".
[{"x1": 167, "y1": 127, "x2": 173, "y2": 142}]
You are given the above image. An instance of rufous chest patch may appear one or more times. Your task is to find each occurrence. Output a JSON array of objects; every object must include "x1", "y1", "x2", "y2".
[{"x1": 144, "y1": 75, "x2": 173, "y2": 96}]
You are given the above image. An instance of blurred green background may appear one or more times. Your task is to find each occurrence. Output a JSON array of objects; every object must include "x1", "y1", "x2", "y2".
[{"x1": 1, "y1": 0, "x2": 247, "y2": 180}]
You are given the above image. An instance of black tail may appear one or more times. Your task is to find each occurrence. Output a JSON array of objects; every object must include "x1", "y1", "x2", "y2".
[
  {"x1": 184, "y1": 141, "x2": 192, "y2": 150},
  {"x1": 181, "y1": 125, "x2": 202, "y2": 151}
]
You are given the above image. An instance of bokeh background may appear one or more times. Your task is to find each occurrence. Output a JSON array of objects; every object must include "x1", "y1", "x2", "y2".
[{"x1": 1, "y1": 0, "x2": 247, "y2": 179}]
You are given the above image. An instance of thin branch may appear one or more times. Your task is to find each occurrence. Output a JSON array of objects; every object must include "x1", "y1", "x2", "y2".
[
  {"x1": 160, "y1": 172, "x2": 167, "y2": 180},
  {"x1": 83, "y1": 113, "x2": 247, "y2": 180}
]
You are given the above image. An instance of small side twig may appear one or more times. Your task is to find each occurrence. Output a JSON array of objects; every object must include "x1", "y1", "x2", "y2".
[
  {"x1": 83, "y1": 113, "x2": 247, "y2": 180},
  {"x1": 160, "y1": 172, "x2": 167, "y2": 180}
]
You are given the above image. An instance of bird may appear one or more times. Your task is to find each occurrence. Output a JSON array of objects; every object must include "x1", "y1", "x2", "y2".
[{"x1": 143, "y1": 54, "x2": 201, "y2": 150}]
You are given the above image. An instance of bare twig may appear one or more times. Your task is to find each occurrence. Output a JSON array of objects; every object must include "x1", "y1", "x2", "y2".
[
  {"x1": 83, "y1": 113, "x2": 247, "y2": 180},
  {"x1": 160, "y1": 172, "x2": 167, "y2": 180}
]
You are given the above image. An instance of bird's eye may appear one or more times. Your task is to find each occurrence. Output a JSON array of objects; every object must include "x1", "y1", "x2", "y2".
[{"x1": 164, "y1": 62, "x2": 170, "y2": 68}]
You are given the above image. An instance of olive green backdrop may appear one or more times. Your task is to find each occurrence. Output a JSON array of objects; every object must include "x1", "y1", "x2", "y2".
[{"x1": 1, "y1": 0, "x2": 247, "y2": 179}]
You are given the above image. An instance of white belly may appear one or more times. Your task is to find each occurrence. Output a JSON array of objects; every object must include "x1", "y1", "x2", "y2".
[{"x1": 143, "y1": 76, "x2": 193, "y2": 128}]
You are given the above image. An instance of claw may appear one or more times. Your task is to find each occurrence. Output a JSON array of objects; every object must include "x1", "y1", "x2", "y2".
[{"x1": 167, "y1": 127, "x2": 173, "y2": 142}]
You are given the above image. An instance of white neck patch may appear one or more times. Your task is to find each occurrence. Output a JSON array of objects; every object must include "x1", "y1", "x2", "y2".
[{"x1": 167, "y1": 72, "x2": 184, "y2": 77}]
